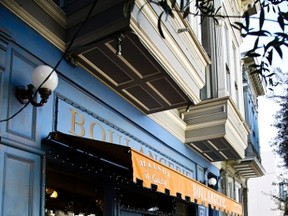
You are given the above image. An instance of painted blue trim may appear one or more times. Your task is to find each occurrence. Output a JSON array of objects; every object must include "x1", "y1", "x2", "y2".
[
  {"x1": 244, "y1": 90, "x2": 260, "y2": 154},
  {"x1": 0, "y1": 6, "x2": 218, "y2": 175}
]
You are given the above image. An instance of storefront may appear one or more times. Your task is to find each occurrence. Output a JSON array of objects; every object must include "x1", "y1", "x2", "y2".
[
  {"x1": 0, "y1": 3, "x2": 242, "y2": 216},
  {"x1": 43, "y1": 132, "x2": 242, "y2": 216},
  {"x1": 39, "y1": 82, "x2": 220, "y2": 215},
  {"x1": 43, "y1": 132, "x2": 194, "y2": 215}
]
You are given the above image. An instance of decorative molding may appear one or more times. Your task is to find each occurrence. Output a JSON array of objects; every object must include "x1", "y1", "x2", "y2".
[
  {"x1": 149, "y1": 110, "x2": 186, "y2": 143},
  {"x1": 34, "y1": 0, "x2": 66, "y2": 28},
  {"x1": 0, "y1": 30, "x2": 10, "y2": 72},
  {"x1": 1, "y1": 0, "x2": 65, "y2": 51}
]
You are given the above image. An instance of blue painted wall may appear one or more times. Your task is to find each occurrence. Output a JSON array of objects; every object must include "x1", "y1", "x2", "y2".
[
  {"x1": 243, "y1": 87, "x2": 261, "y2": 155},
  {"x1": 0, "y1": 5, "x2": 220, "y2": 216}
]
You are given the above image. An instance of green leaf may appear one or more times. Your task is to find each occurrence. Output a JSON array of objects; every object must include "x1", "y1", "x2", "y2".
[
  {"x1": 159, "y1": 0, "x2": 174, "y2": 19},
  {"x1": 267, "y1": 50, "x2": 273, "y2": 65},
  {"x1": 278, "y1": 14, "x2": 285, "y2": 31},
  {"x1": 264, "y1": 38, "x2": 282, "y2": 53},
  {"x1": 269, "y1": 78, "x2": 273, "y2": 86},
  {"x1": 183, "y1": 6, "x2": 190, "y2": 19},
  {"x1": 233, "y1": 22, "x2": 246, "y2": 30},
  {"x1": 266, "y1": 73, "x2": 275, "y2": 77},
  {"x1": 123, "y1": 0, "x2": 135, "y2": 17},
  {"x1": 231, "y1": 24, "x2": 241, "y2": 31},
  {"x1": 246, "y1": 52, "x2": 261, "y2": 58},
  {"x1": 171, "y1": 0, "x2": 176, "y2": 8},
  {"x1": 275, "y1": 46, "x2": 283, "y2": 58},
  {"x1": 244, "y1": 11, "x2": 250, "y2": 31},
  {"x1": 275, "y1": 32, "x2": 288, "y2": 39},
  {"x1": 253, "y1": 37, "x2": 259, "y2": 50},
  {"x1": 180, "y1": 0, "x2": 184, "y2": 11},
  {"x1": 137, "y1": 2, "x2": 149, "y2": 25},
  {"x1": 158, "y1": 11, "x2": 165, "y2": 39},
  {"x1": 215, "y1": 6, "x2": 222, "y2": 15},
  {"x1": 248, "y1": 30, "x2": 271, "y2": 36},
  {"x1": 281, "y1": 12, "x2": 288, "y2": 21},
  {"x1": 259, "y1": 8, "x2": 265, "y2": 30}
]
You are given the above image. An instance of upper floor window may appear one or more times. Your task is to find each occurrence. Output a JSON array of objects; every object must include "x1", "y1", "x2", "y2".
[
  {"x1": 232, "y1": 43, "x2": 238, "y2": 73},
  {"x1": 279, "y1": 181, "x2": 288, "y2": 201},
  {"x1": 223, "y1": 23, "x2": 232, "y2": 95},
  {"x1": 187, "y1": 0, "x2": 202, "y2": 41},
  {"x1": 223, "y1": 23, "x2": 230, "y2": 68},
  {"x1": 227, "y1": 177, "x2": 234, "y2": 199},
  {"x1": 200, "y1": 65, "x2": 213, "y2": 100},
  {"x1": 226, "y1": 65, "x2": 231, "y2": 95},
  {"x1": 235, "y1": 182, "x2": 242, "y2": 203}
]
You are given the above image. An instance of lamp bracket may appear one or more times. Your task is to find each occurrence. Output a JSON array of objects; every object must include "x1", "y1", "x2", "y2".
[{"x1": 16, "y1": 84, "x2": 51, "y2": 107}]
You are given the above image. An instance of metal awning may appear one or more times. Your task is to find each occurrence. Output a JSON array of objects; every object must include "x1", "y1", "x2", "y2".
[
  {"x1": 71, "y1": 32, "x2": 192, "y2": 114},
  {"x1": 44, "y1": 131, "x2": 132, "y2": 171}
]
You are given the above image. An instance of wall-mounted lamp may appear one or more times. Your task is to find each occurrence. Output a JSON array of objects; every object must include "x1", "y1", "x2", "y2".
[
  {"x1": 16, "y1": 65, "x2": 58, "y2": 107},
  {"x1": 208, "y1": 177, "x2": 217, "y2": 187},
  {"x1": 45, "y1": 188, "x2": 58, "y2": 198}
]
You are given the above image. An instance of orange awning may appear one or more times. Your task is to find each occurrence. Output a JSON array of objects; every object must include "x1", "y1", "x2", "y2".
[
  {"x1": 131, "y1": 149, "x2": 242, "y2": 215},
  {"x1": 45, "y1": 132, "x2": 243, "y2": 215}
]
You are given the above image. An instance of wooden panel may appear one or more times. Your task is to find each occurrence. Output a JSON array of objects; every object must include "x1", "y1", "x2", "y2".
[
  {"x1": 0, "y1": 144, "x2": 41, "y2": 216},
  {"x1": 6, "y1": 49, "x2": 38, "y2": 141},
  {"x1": 116, "y1": 35, "x2": 161, "y2": 78},
  {"x1": 78, "y1": 32, "x2": 191, "y2": 114},
  {"x1": 0, "y1": 33, "x2": 8, "y2": 72},
  {"x1": 84, "y1": 46, "x2": 134, "y2": 86},
  {"x1": 124, "y1": 85, "x2": 163, "y2": 111},
  {"x1": 148, "y1": 77, "x2": 188, "y2": 105}
]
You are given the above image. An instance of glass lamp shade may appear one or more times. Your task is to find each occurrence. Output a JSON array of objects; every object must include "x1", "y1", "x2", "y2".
[
  {"x1": 32, "y1": 65, "x2": 58, "y2": 91},
  {"x1": 208, "y1": 177, "x2": 217, "y2": 186}
]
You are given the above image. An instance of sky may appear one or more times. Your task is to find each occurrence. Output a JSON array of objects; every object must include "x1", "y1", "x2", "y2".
[
  {"x1": 241, "y1": 1, "x2": 288, "y2": 178},
  {"x1": 258, "y1": 96, "x2": 279, "y2": 151},
  {"x1": 241, "y1": 1, "x2": 288, "y2": 152}
]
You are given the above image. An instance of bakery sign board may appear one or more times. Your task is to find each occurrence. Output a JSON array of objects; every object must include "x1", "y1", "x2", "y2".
[{"x1": 131, "y1": 150, "x2": 243, "y2": 216}]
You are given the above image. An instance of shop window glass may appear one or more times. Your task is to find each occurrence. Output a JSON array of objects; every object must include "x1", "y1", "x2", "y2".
[
  {"x1": 227, "y1": 178, "x2": 234, "y2": 199},
  {"x1": 175, "y1": 201, "x2": 197, "y2": 216},
  {"x1": 235, "y1": 181, "x2": 242, "y2": 203},
  {"x1": 45, "y1": 167, "x2": 104, "y2": 216}
]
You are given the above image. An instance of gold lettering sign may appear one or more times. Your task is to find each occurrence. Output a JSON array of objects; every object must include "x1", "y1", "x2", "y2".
[
  {"x1": 131, "y1": 150, "x2": 243, "y2": 216},
  {"x1": 69, "y1": 109, "x2": 85, "y2": 136},
  {"x1": 67, "y1": 108, "x2": 193, "y2": 178}
]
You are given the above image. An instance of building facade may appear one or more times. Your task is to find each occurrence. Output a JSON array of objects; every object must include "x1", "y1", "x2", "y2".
[{"x1": 0, "y1": 0, "x2": 262, "y2": 215}]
